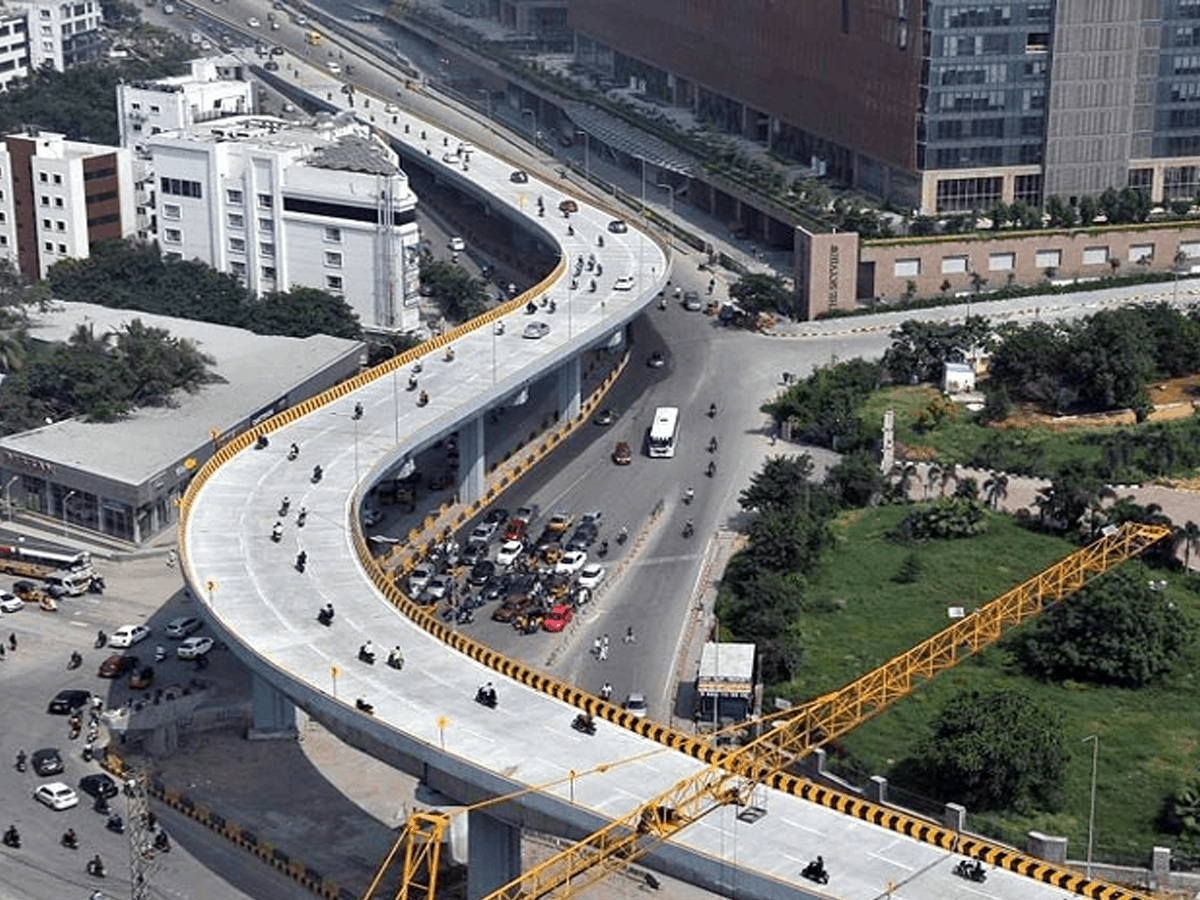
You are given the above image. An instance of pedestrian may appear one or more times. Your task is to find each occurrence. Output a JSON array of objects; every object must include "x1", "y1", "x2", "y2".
[
  {"x1": 592, "y1": 637, "x2": 601, "y2": 657},
  {"x1": 624, "y1": 626, "x2": 636, "y2": 644},
  {"x1": 8, "y1": 633, "x2": 15, "y2": 651},
  {"x1": 600, "y1": 682, "x2": 612, "y2": 701},
  {"x1": 0, "y1": 644, "x2": 6, "y2": 660},
  {"x1": 166, "y1": 549, "x2": 176, "y2": 568},
  {"x1": 598, "y1": 643, "x2": 609, "y2": 662}
]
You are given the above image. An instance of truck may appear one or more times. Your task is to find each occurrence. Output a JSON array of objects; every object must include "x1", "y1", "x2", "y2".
[{"x1": 0, "y1": 545, "x2": 98, "y2": 595}]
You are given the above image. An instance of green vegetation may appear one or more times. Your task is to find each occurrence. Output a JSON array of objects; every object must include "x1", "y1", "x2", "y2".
[{"x1": 418, "y1": 252, "x2": 490, "y2": 323}]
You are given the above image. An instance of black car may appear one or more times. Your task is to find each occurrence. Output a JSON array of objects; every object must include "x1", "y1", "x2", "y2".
[
  {"x1": 47, "y1": 689, "x2": 91, "y2": 715},
  {"x1": 32, "y1": 747, "x2": 64, "y2": 776},
  {"x1": 567, "y1": 524, "x2": 599, "y2": 549},
  {"x1": 469, "y1": 560, "x2": 495, "y2": 586},
  {"x1": 483, "y1": 507, "x2": 509, "y2": 526},
  {"x1": 79, "y1": 772, "x2": 118, "y2": 800},
  {"x1": 507, "y1": 573, "x2": 542, "y2": 599},
  {"x1": 460, "y1": 541, "x2": 488, "y2": 568},
  {"x1": 481, "y1": 573, "x2": 512, "y2": 603}
]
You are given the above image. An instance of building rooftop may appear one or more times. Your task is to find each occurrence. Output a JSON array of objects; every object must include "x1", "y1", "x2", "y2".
[
  {"x1": 0, "y1": 301, "x2": 362, "y2": 485},
  {"x1": 307, "y1": 133, "x2": 399, "y2": 176}
]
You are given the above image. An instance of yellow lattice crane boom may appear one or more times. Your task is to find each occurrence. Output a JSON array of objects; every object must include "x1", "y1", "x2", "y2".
[{"x1": 376, "y1": 521, "x2": 1171, "y2": 900}]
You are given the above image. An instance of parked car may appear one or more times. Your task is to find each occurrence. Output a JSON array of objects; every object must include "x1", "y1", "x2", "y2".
[
  {"x1": 449, "y1": 236, "x2": 466, "y2": 252},
  {"x1": 34, "y1": 782, "x2": 79, "y2": 810},
  {"x1": 510, "y1": 170, "x2": 529, "y2": 183},
  {"x1": 577, "y1": 564, "x2": 607, "y2": 591},
  {"x1": 425, "y1": 575, "x2": 452, "y2": 602},
  {"x1": 559, "y1": 199, "x2": 578, "y2": 214},
  {"x1": 495, "y1": 540, "x2": 524, "y2": 567},
  {"x1": 613, "y1": 441, "x2": 632, "y2": 465},
  {"x1": 542, "y1": 604, "x2": 573, "y2": 632},
  {"x1": 624, "y1": 693, "x2": 648, "y2": 718},
  {"x1": 109, "y1": 624, "x2": 150, "y2": 648},
  {"x1": 408, "y1": 565, "x2": 435, "y2": 594},
  {"x1": 554, "y1": 550, "x2": 588, "y2": 576},
  {"x1": 177, "y1": 636, "x2": 214, "y2": 660},
  {"x1": 492, "y1": 595, "x2": 536, "y2": 623},
  {"x1": 683, "y1": 290, "x2": 703, "y2": 311},
  {"x1": 647, "y1": 351, "x2": 666, "y2": 368},
  {"x1": 47, "y1": 690, "x2": 91, "y2": 715},
  {"x1": 31, "y1": 748, "x2": 64, "y2": 776},
  {"x1": 78, "y1": 773, "x2": 118, "y2": 800},
  {"x1": 164, "y1": 616, "x2": 201, "y2": 639},
  {"x1": 0, "y1": 592, "x2": 23, "y2": 613},
  {"x1": 98, "y1": 654, "x2": 139, "y2": 678}
]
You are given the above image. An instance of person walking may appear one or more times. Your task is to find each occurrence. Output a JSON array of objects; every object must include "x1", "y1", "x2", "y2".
[
  {"x1": 592, "y1": 637, "x2": 602, "y2": 658},
  {"x1": 600, "y1": 682, "x2": 613, "y2": 701},
  {"x1": 8, "y1": 633, "x2": 15, "y2": 651},
  {"x1": 623, "y1": 626, "x2": 636, "y2": 644}
]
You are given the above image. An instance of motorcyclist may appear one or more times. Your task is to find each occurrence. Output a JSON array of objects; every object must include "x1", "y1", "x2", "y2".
[
  {"x1": 684, "y1": 486, "x2": 694, "y2": 504},
  {"x1": 408, "y1": 373, "x2": 419, "y2": 390},
  {"x1": 288, "y1": 442, "x2": 299, "y2": 460},
  {"x1": 707, "y1": 460, "x2": 716, "y2": 477},
  {"x1": 61, "y1": 828, "x2": 78, "y2": 849},
  {"x1": 297, "y1": 508, "x2": 307, "y2": 527},
  {"x1": 14, "y1": 749, "x2": 25, "y2": 771},
  {"x1": 352, "y1": 402, "x2": 363, "y2": 420},
  {"x1": 69, "y1": 650, "x2": 82, "y2": 668},
  {"x1": 271, "y1": 521, "x2": 283, "y2": 542},
  {"x1": 387, "y1": 646, "x2": 405, "y2": 669},
  {"x1": 311, "y1": 465, "x2": 323, "y2": 483},
  {"x1": 3, "y1": 825, "x2": 19, "y2": 847},
  {"x1": 418, "y1": 391, "x2": 429, "y2": 407},
  {"x1": 708, "y1": 402, "x2": 717, "y2": 417},
  {"x1": 106, "y1": 814, "x2": 123, "y2": 833},
  {"x1": 617, "y1": 525, "x2": 628, "y2": 544},
  {"x1": 359, "y1": 641, "x2": 376, "y2": 663},
  {"x1": 87, "y1": 854, "x2": 105, "y2": 877},
  {"x1": 295, "y1": 551, "x2": 307, "y2": 571},
  {"x1": 279, "y1": 496, "x2": 290, "y2": 515},
  {"x1": 255, "y1": 433, "x2": 269, "y2": 449},
  {"x1": 709, "y1": 436, "x2": 718, "y2": 453},
  {"x1": 154, "y1": 831, "x2": 170, "y2": 852},
  {"x1": 683, "y1": 519, "x2": 695, "y2": 538}
]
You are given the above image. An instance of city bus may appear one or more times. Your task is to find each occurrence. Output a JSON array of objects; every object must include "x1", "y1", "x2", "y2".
[{"x1": 647, "y1": 406, "x2": 680, "y2": 458}]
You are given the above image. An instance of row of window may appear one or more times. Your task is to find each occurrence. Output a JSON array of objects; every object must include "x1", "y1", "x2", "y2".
[
  {"x1": 160, "y1": 177, "x2": 201, "y2": 199},
  {"x1": 226, "y1": 189, "x2": 272, "y2": 210},
  {"x1": 224, "y1": 260, "x2": 342, "y2": 293},
  {"x1": 161, "y1": 227, "x2": 345, "y2": 269},
  {"x1": 893, "y1": 243, "x2": 1159, "y2": 278}
]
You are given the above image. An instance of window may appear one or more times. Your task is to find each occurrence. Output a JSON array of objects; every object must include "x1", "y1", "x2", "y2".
[
  {"x1": 1035, "y1": 249, "x2": 1061, "y2": 269},
  {"x1": 38, "y1": 171, "x2": 47, "y2": 183},
  {"x1": 43, "y1": 241, "x2": 52, "y2": 251},
  {"x1": 323, "y1": 225, "x2": 341, "y2": 242},
  {"x1": 42, "y1": 218, "x2": 50, "y2": 228},
  {"x1": 893, "y1": 259, "x2": 921, "y2": 277},
  {"x1": 261, "y1": 265, "x2": 276, "y2": 280},
  {"x1": 40, "y1": 195, "x2": 48, "y2": 206},
  {"x1": 1082, "y1": 246, "x2": 1109, "y2": 266},
  {"x1": 941, "y1": 255, "x2": 968, "y2": 275},
  {"x1": 988, "y1": 252, "x2": 1014, "y2": 271},
  {"x1": 57, "y1": 243, "x2": 65, "y2": 253},
  {"x1": 229, "y1": 236, "x2": 245, "y2": 253},
  {"x1": 226, "y1": 189, "x2": 243, "y2": 205},
  {"x1": 54, "y1": 197, "x2": 62, "y2": 208},
  {"x1": 324, "y1": 250, "x2": 342, "y2": 267},
  {"x1": 163, "y1": 228, "x2": 181, "y2": 243},
  {"x1": 159, "y1": 177, "x2": 202, "y2": 199},
  {"x1": 231, "y1": 260, "x2": 246, "y2": 278},
  {"x1": 259, "y1": 242, "x2": 275, "y2": 257},
  {"x1": 258, "y1": 217, "x2": 273, "y2": 233},
  {"x1": 56, "y1": 221, "x2": 64, "y2": 231},
  {"x1": 257, "y1": 193, "x2": 272, "y2": 209},
  {"x1": 1129, "y1": 244, "x2": 1154, "y2": 263},
  {"x1": 149, "y1": 105, "x2": 160, "y2": 114},
  {"x1": 227, "y1": 212, "x2": 243, "y2": 228},
  {"x1": 163, "y1": 203, "x2": 181, "y2": 220},
  {"x1": 53, "y1": 174, "x2": 61, "y2": 185},
  {"x1": 325, "y1": 274, "x2": 343, "y2": 292}
]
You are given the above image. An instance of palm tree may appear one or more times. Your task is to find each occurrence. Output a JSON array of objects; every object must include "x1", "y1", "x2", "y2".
[
  {"x1": 0, "y1": 326, "x2": 27, "y2": 373},
  {"x1": 924, "y1": 463, "x2": 941, "y2": 500},
  {"x1": 1182, "y1": 521, "x2": 1200, "y2": 571},
  {"x1": 939, "y1": 463, "x2": 957, "y2": 497},
  {"x1": 891, "y1": 462, "x2": 917, "y2": 503},
  {"x1": 983, "y1": 472, "x2": 1009, "y2": 510}
]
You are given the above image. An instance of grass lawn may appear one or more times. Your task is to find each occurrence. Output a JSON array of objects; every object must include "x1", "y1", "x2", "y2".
[{"x1": 790, "y1": 503, "x2": 1200, "y2": 864}]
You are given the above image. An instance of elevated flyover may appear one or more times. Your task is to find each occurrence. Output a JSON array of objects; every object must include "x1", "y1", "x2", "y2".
[{"x1": 180, "y1": 93, "x2": 1144, "y2": 900}]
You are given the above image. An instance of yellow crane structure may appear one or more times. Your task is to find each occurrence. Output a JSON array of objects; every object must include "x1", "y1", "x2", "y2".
[{"x1": 368, "y1": 520, "x2": 1172, "y2": 900}]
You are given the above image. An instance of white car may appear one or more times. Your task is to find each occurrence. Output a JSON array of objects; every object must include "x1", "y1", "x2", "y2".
[
  {"x1": 408, "y1": 565, "x2": 434, "y2": 594},
  {"x1": 247, "y1": 15, "x2": 260, "y2": 26},
  {"x1": 624, "y1": 693, "x2": 648, "y2": 718},
  {"x1": 495, "y1": 540, "x2": 524, "y2": 567},
  {"x1": 448, "y1": 236, "x2": 466, "y2": 252},
  {"x1": 34, "y1": 782, "x2": 79, "y2": 810},
  {"x1": 577, "y1": 564, "x2": 606, "y2": 591},
  {"x1": 613, "y1": 276, "x2": 636, "y2": 291},
  {"x1": 177, "y1": 635, "x2": 215, "y2": 660},
  {"x1": 554, "y1": 550, "x2": 588, "y2": 576},
  {"x1": 326, "y1": 61, "x2": 341, "y2": 74},
  {"x1": 164, "y1": 616, "x2": 201, "y2": 638},
  {"x1": 109, "y1": 624, "x2": 151, "y2": 648},
  {"x1": 470, "y1": 521, "x2": 499, "y2": 543},
  {"x1": 385, "y1": 103, "x2": 399, "y2": 114},
  {"x1": 442, "y1": 152, "x2": 461, "y2": 163},
  {"x1": 0, "y1": 592, "x2": 24, "y2": 613}
]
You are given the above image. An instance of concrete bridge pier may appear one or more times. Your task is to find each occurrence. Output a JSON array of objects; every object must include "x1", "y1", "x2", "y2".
[
  {"x1": 247, "y1": 672, "x2": 298, "y2": 741},
  {"x1": 457, "y1": 415, "x2": 486, "y2": 506},
  {"x1": 467, "y1": 808, "x2": 522, "y2": 900},
  {"x1": 556, "y1": 356, "x2": 581, "y2": 423}
]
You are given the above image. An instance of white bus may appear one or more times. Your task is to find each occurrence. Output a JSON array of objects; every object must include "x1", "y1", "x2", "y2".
[{"x1": 647, "y1": 406, "x2": 680, "y2": 458}]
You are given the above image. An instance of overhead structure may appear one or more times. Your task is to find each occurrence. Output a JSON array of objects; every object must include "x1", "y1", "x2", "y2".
[{"x1": 375, "y1": 521, "x2": 1171, "y2": 900}]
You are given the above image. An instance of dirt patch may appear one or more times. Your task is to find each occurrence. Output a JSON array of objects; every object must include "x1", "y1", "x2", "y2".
[{"x1": 990, "y1": 375, "x2": 1200, "y2": 432}]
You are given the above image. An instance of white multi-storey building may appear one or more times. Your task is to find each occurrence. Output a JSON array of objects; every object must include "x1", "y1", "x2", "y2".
[
  {"x1": 8, "y1": 0, "x2": 102, "y2": 71},
  {"x1": 146, "y1": 113, "x2": 421, "y2": 333},
  {"x1": 0, "y1": 9, "x2": 30, "y2": 91},
  {"x1": 0, "y1": 127, "x2": 135, "y2": 279},
  {"x1": 116, "y1": 56, "x2": 254, "y2": 151}
]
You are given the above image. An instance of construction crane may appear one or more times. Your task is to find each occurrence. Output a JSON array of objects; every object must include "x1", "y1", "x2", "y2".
[{"x1": 373, "y1": 520, "x2": 1171, "y2": 900}]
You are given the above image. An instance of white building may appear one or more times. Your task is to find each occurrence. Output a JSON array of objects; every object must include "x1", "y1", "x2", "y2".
[
  {"x1": 116, "y1": 56, "x2": 255, "y2": 151},
  {"x1": 0, "y1": 127, "x2": 135, "y2": 279},
  {"x1": 8, "y1": 0, "x2": 102, "y2": 71},
  {"x1": 0, "y1": 9, "x2": 30, "y2": 92},
  {"x1": 146, "y1": 113, "x2": 421, "y2": 333}
]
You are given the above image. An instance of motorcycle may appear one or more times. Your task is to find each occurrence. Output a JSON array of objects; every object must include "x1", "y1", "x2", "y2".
[
  {"x1": 68, "y1": 650, "x2": 82, "y2": 670},
  {"x1": 153, "y1": 831, "x2": 170, "y2": 853},
  {"x1": 271, "y1": 522, "x2": 283, "y2": 543},
  {"x1": 3, "y1": 826, "x2": 20, "y2": 848},
  {"x1": 801, "y1": 859, "x2": 828, "y2": 885},
  {"x1": 706, "y1": 460, "x2": 716, "y2": 478},
  {"x1": 311, "y1": 465, "x2": 323, "y2": 484},
  {"x1": 87, "y1": 856, "x2": 106, "y2": 878},
  {"x1": 358, "y1": 645, "x2": 376, "y2": 664},
  {"x1": 571, "y1": 713, "x2": 596, "y2": 736},
  {"x1": 682, "y1": 520, "x2": 695, "y2": 539},
  {"x1": 709, "y1": 436, "x2": 718, "y2": 453},
  {"x1": 255, "y1": 433, "x2": 269, "y2": 450},
  {"x1": 526, "y1": 301, "x2": 538, "y2": 315},
  {"x1": 105, "y1": 815, "x2": 123, "y2": 835},
  {"x1": 14, "y1": 750, "x2": 26, "y2": 772},
  {"x1": 95, "y1": 630, "x2": 107, "y2": 649},
  {"x1": 287, "y1": 443, "x2": 300, "y2": 461},
  {"x1": 954, "y1": 860, "x2": 986, "y2": 883},
  {"x1": 597, "y1": 540, "x2": 609, "y2": 558},
  {"x1": 417, "y1": 391, "x2": 429, "y2": 407},
  {"x1": 683, "y1": 487, "x2": 694, "y2": 505},
  {"x1": 61, "y1": 829, "x2": 78, "y2": 849},
  {"x1": 355, "y1": 697, "x2": 374, "y2": 714},
  {"x1": 352, "y1": 402, "x2": 363, "y2": 421},
  {"x1": 707, "y1": 403, "x2": 717, "y2": 418},
  {"x1": 279, "y1": 497, "x2": 291, "y2": 516},
  {"x1": 616, "y1": 527, "x2": 628, "y2": 545},
  {"x1": 317, "y1": 605, "x2": 334, "y2": 626},
  {"x1": 154, "y1": 645, "x2": 167, "y2": 663},
  {"x1": 295, "y1": 551, "x2": 307, "y2": 573},
  {"x1": 475, "y1": 685, "x2": 498, "y2": 709},
  {"x1": 296, "y1": 508, "x2": 307, "y2": 527}
]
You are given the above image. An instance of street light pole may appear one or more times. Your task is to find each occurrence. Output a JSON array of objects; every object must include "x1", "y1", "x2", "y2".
[
  {"x1": 62, "y1": 490, "x2": 77, "y2": 537},
  {"x1": 1083, "y1": 734, "x2": 1098, "y2": 879},
  {"x1": 576, "y1": 130, "x2": 589, "y2": 181},
  {"x1": 3, "y1": 475, "x2": 17, "y2": 522}
]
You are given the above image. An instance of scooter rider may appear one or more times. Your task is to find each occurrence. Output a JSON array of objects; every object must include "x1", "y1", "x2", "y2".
[{"x1": 61, "y1": 828, "x2": 78, "y2": 849}]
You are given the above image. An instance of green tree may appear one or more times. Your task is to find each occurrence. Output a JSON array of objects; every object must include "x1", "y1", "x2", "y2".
[
  {"x1": 419, "y1": 254, "x2": 489, "y2": 323},
  {"x1": 893, "y1": 552, "x2": 922, "y2": 583},
  {"x1": 1078, "y1": 195, "x2": 1098, "y2": 226},
  {"x1": 1045, "y1": 195, "x2": 1076, "y2": 228},
  {"x1": 825, "y1": 449, "x2": 884, "y2": 508},
  {"x1": 913, "y1": 688, "x2": 1067, "y2": 812},
  {"x1": 739, "y1": 454, "x2": 819, "y2": 515},
  {"x1": 883, "y1": 317, "x2": 990, "y2": 385},
  {"x1": 729, "y1": 273, "x2": 792, "y2": 317},
  {"x1": 250, "y1": 287, "x2": 362, "y2": 339},
  {"x1": 113, "y1": 318, "x2": 213, "y2": 405},
  {"x1": 1034, "y1": 460, "x2": 1111, "y2": 533},
  {"x1": 1016, "y1": 570, "x2": 1194, "y2": 687}
]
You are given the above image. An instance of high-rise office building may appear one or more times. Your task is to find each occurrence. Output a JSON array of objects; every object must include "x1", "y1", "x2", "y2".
[{"x1": 570, "y1": 1, "x2": 1200, "y2": 215}]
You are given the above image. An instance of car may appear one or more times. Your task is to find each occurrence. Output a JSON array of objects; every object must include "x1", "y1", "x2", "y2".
[
  {"x1": 177, "y1": 636, "x2": 214, "y2": 660},
  {"x1": 47, "y1": 689, "x2": 91, "y2": 715},
  {"x1": 362, "y1": 507, "x2": 384, "y2": 527},
  {"x1": 459, "y1": 541, "x2": 488, "y2": 568},
  {"x1": 542, "y1": 604, "x2": 573, "y2": 632},
  {"x1": 98, "y1": 654, "x2": 139, "y2": 678},
  {"x1": 547, "y1": 512, "x2": 572, "y2": 533},
  {"x1": 543, "y1": 573, "x2": 572, "y2": 599},
  {"x1": 683, "y1": 290, "x2": 703, "y2": 311},
  {"x1": 523, "y1": 321, "x2": 550, "y2": 339},
  {"x1": 109, "y1": 624, "x2": 150, "y2": 648},
  {"x1": 566, "y1": 523, "x2": 598, "y2": 547},
  {"x1": 32, "y1": 748, "x2": 64, "y2": 776},
  {"x1": 558, "y1": 199, "x2": 578, "y2": 214},
  {"x1": 385, "y1": 103, "x2": 399, "y2": 114},
  {"x1": 264, "y1": 59, "x2": 280, "y2": 71},
  {"x1": 624, "y1": 693, "x2": 648, "y2": 718},
  {"x1": 495, "y1": 540, "x2": 524, "y2": 567},
  {"x1": 426, "y1": 575, "x2": 452, "y2": 602},
  {"x1": 613, "y1": 276, "x2": 636, "y2": 290},
  {"x1": 326, "y1": 61, "x2": 341, "y2": 74},
  {"x1": 608, "y1": 219, "x2": 628, "y2": 233},
  {"x1": 647, "y1": 351, "x2": 666, "y2": 368},
  {"x1": 514, "y1": 504, "x2": 540, "y2": 524},
  {"x1": 162, "y1": 2, "x2": 174, "y2": 11},
  {"x1": 481, "y1": 573, "x2": 511, "y2": 602},
  {"x1": 577, "y1": 564, "x2": 606, "y2": 591},
  {"x1": 442, "y1": 151, "x2": 461, "y2": 163},
  {"x1": 470, "y1": 521, "x2": 499, "y2": 543},
  {"x1": 0, "y1": 592, "x2": 23, "y2": 613},
  {"x1": 270, "y1": 45, "x2": 285, "y2": 55},
  {"x1": 34, "y1": 782, "x2": 79, "y2": 811},
  {"x1": 469, "y1": 560, "x2": 495, "y2": 586},
  {"x1": 449, "y1": 236, "x2": 466, "y2": 252},
  {"x1": 129, "y1": 665, "x2": 154, "y2": 689},
  {"x1": 484, "y1": 507, "x2": 509, "y2": 526},
  {"x1": 503, "y1": 519, "x2": 528, "y2": 542},
  {"x1": 593, "y1": 408, "x2": 617, "y2": 426},
  {"x1": 457, "y1": 141, "x2": 475, "y2": 156},
  {"x1": 540, "y1": 545, "x2": 564, "y2": 566},
  {"x1": 555, "y1": 550, "x2": 588, "y2": 576},
  {"x1": 294, "y1": 14, "x2": 308, "y2": 24},
  {"x1": 492, "y1": 595, "x2": 536, "y2": 623},
  {"x1": 510, "y1": 170, "x2": 529, "y2": 183},
  {"x1": 247, "y1": 15, "x2": 260, "y2": 26},
  {"x1": 78, "y1": 773, "x2": 118, "y2": 800},
  {"x1": 613, "y1": 441, "x2": 632, "y2": 465},
  {"x1": 164, "y1": 616, "x2": 201, "y2": 639},
  {"x1": 408, "y1": 565, "x2": 435, "y2": 594}
]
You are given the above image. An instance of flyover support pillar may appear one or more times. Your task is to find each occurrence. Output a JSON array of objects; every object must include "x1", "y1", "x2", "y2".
[
  {"x1": 458, "y1": 414, "x2": 486, "y2": 506},
  {"x1": 247, "y1": 673, "x2": 298, "y2": 741},
  {"x1": 556, "y1": 356, "x2": 582, "y2": 424},
  {"x1": 467, "y1": 808, "x2": 521, "y2": 900}
]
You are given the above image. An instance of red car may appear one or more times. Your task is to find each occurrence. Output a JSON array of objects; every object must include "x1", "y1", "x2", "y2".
[
  {"x1": 503, "y1": 519, "x2": 528, "y2": 542},
  {"x1": 613, "y1": 441, "x2": 632, "y2": 465},
  {"x1": 542, "y1": 604, "x2": 573, "y2": 632},
  {"x1": 98, "y1": 654, "x2": 139, "y2": 678}
]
